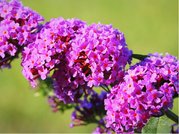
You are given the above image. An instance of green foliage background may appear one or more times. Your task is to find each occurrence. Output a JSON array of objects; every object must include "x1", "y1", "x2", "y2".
[{"x1": 0, "y1": 0, "x2": 178, "y2": 132}]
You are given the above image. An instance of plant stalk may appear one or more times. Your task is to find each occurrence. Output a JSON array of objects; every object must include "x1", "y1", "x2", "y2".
[
  {"x1": 132, "y1": 54, "x2": 148, "y2": 60},
  {"x1": 164, "y1": 109, "x2": 179, "y2": 124}
]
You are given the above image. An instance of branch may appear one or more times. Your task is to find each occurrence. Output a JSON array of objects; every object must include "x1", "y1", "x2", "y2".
[
  {"x1": 100, "y1": 85, "x2": 110, "y2": 93},
  {"x1": 132, "y1": 54, "x2": 148, "y2": 60},
  {"x1": 163, "y1": 109, "x2": 179, "y2": 123}
]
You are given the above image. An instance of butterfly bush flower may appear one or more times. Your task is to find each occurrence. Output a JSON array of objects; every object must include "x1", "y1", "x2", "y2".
[
  {"x1": 21, "y1": 17, "x2": 86, "y2": 87},
  {"x1": 52, "y1": 23, "x2": 132, "y2": 103},
  {"x1": 92, "y1": 126, "x2": 109, "y2": 134},
  {"x1": 53, "y1": 23, "x2": 132, "y2": 103},
  {"x1": 52, "y1": 59, "x2": 89, "y2": 103},
  {"x1": 92, "y1": 119, "x2": 112, "y2": 134},
  {"x1": 69, "y1": 23, "x2": 132, "y2": 87},
  {"x1": 0, "y1": 0, "x2": 43, "y2": 68},
  {"x1": 105, "y1": 53, "x2": 179, "y2": 133},
  {"x1": 22, "y1": 18, "x2": 132, "y2": 103},
  {"x1": 70, "y1": 91, "x2": 107, "y2": 128}
]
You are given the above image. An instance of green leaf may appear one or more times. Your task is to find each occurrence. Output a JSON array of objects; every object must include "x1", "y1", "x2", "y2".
[
  {"x1": 57, "y1": 102, "x2": 74, "y2": 113},
  {"x1": 142, "y1": 115, "x2": 173, "y2": 133},
  {"x1": 142, "y1": 117, "x2": 159, "y2": 133},
  {"x1": 37, "y1": 77, "x2": 53, "y2": 96}
]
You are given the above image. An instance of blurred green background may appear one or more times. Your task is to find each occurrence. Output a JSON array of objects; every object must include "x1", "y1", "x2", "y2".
[{"x1": 0, "y1": 0, "x2": 178, "y2": 133}]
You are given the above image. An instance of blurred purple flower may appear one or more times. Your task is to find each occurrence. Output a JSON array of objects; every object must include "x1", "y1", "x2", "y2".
[
  {"x1": 70, "y1": 91, "x2": 107, "y2": 129},
  {"x1": 171, "y1": 124, "x2": 179, "y2": 133}
]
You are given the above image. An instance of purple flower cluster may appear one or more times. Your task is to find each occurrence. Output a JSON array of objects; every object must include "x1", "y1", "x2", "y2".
[
  {"x1": 0, "y1": 0, "x2": 43, "y2": 68},
  {"x1": 22, "y1": 17, "x2": 132, "y2": 103},
  {"x1": 70, "y1": 91, "x2": 107, "y2": 128},
  {"x1": 105, "y1": 53, "x2": 179, "y2": 133},
  {"x1": 53, "y1": 23, "x2": 132, "y2": 103},
  {"x1": 52, "y1": 59, "x2": 89, "y2": 103},
  {"x1": 22, "y1": 17, "x2": 86, "y2": 87},
  {"x1": 70, "y1": 23, "x2": 132, "y2": 87}
]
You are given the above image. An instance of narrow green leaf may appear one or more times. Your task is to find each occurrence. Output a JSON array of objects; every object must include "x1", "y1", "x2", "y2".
[
  {"x1": 37, "y1": 77, "x2": 53, "y2": 96},
  {"x1": 57, "y1": 102, "x2": 74, "y2": 113},
  {"x1": 132, "y1": 54, "x2": 148, "y2": 60}
]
